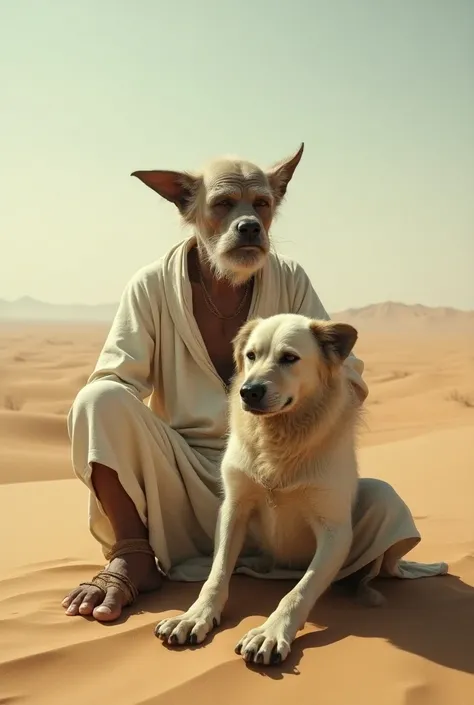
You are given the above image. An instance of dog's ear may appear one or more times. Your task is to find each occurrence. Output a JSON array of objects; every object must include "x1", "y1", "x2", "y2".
[
  {"x1": 131, "y1": 169, "x2": 201, "y2": 217},
  {"x1": 310, "y1": 320, "x2": 358, "y2": 365},
  {"x1": 266, "y1": 143, "x2": 304, "y2": 205},
  {"x1": 233, "y1": 318, "x2": 261, "y2": 373}
]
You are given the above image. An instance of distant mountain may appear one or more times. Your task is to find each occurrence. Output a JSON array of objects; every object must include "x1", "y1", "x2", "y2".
[
  {"x1": 1, "y1": 297, "x2": 472, "y2": 326},
  {"x1": 0, "y1": 296, "x2": 118, "y2": 322},
  {"x1": 332, "y1": 301, "x2": 474, "y2": 327}
]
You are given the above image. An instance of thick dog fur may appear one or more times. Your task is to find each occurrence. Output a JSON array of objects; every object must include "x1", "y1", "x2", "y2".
[
  {"x1": 131, "y1": 144, "x2": 304, "y2": 285},
  {"x1": 156, "y1": 313, "x2": 367, "y2": 666}
]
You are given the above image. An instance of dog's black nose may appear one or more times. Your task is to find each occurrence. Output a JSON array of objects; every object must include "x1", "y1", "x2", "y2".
[
  {"x1": 240, "y1": 382, "x2": 266, "y2": 405},
  {"x1": 236, "y1": 219, "x2": 261, "y2": 242}
]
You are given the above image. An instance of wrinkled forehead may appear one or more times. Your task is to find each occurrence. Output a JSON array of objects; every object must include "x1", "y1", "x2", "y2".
[
  {"x1": 249, "y1": 319, "x2": 316, "y2": 356},
  {"x1": 202, "y1": 158, "x2": 273, "y2": 200}
]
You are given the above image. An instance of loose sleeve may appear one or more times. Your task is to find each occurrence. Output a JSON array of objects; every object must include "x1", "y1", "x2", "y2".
[
  {"x1": 288, "y1": 261, "x2": 369, "y2": 402},
  {"x1": 87, "y1": 272, "x2": 157, "y2": 401}
]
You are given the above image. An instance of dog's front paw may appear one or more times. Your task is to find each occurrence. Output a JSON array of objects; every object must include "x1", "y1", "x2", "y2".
[
  {"x1": 235, "y1": 620, "x2": 292, "y2": 666},
  {"x1": 155, "y1": 603, "x2": 221, "y2": 646}
]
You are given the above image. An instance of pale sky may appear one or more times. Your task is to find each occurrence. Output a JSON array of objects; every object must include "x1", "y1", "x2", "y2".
[{"x1": 1, "y1": 0, "x2": 473, "y2": 312}]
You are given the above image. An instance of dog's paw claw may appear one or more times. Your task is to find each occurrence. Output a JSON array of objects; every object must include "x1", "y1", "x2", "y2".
[
  {"x1": 237, "y1": 622, "x2": 291, "y2": 666},
  {"x1": 154, "y1": 607, "x2": 221, "y2": 649},
  {"x1": 270, "y1": 650, "x2": 282, "y2": 666}
]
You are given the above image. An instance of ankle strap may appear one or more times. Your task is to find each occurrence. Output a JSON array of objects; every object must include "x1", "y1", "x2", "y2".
[{"x1": 104, "y1": 538, "x2": 155, "y2": 561}]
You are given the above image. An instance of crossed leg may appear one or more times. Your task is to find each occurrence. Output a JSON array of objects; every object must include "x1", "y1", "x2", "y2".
[
  {"x1": 62, "y1": 463, "x2": 162, "y2": 621},
  {"x1": 63, "y1": 379, "x2": 222, "y2": 622}
]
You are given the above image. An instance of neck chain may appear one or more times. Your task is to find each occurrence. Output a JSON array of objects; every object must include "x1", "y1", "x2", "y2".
[{"x1": 198, "y1": 268, "x2": 251, "y2": 320}]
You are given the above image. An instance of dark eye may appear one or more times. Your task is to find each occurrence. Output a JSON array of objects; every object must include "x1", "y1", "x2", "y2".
[
  {"x1": 246, "y1": 351, "x2": 256, "y2": 361},
  {"x1": 254, "y1": 198, "x2": 270, "y2": 208},
  {"x1": 214, "y1": 199, "x2": 234, "y2": 209},
  {"x1": 280, "y1": 353, "x2": 299, "y2": 365}
]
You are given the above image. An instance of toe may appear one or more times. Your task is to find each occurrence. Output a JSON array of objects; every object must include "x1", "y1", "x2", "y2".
[
  {"x1": 239, "y1": 631, "x2": 291, "y2": 666},
  {"x1": 243, "y1": 648, "x2": 257, "y2": 663},
  {"x1": 169, "y1": 620, "x2": 193, "y2": 645},
  {"x1": 65, "y1": 591, "x2": 88, "y2": 616},
  {"x1": 78, "y1": 588, "x2": 104, "y2": 615},
  {"x1": 92, "y1": 586, "x2": 124, "y2": 622},
  {"x1": 270, "y1": 648, "x2": 283, "y2": 666},
  {"x1": 241, "y1": 634, "x2": 265, "y2": 663},
  {"x1": 155, "y1": 619, "x2": 178, "y2": 640},
  {"x1": 273, "y1": 640, "x2": 290, "y2": 665},
  {"x1": 257, "y1": 638, "x2": 281, "y2": 666},
  {"x1": 189, "y1": 620, "x2": 212, "y2": 645},
  {"x1": 62, "y1": 587, "x2": 82, "y2": 609}
]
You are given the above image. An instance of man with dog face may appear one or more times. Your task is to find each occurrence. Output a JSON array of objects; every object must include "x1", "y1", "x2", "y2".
[{"x1": 63, "y1": 144, "x2": 446, "y2": 625}]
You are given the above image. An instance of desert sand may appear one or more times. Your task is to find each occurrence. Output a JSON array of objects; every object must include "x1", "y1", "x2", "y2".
[{"x1": 1, "y1": 308, "x2": 474, "y2": 704}]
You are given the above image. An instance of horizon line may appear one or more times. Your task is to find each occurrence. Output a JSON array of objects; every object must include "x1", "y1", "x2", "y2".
[{"x1": 1, "y1": 296, "x2": 473, "y2": 315}]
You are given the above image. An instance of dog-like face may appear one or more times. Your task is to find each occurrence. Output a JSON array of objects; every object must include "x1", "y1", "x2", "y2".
[
  {"x1": 232, "y1": 314, "x2": 358, "y2": 416},
  {"x1": 131, "y1": 144, "x2": 304, "y2": 285}
]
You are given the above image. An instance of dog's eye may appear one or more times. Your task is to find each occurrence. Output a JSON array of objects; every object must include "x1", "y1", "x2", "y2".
[
  {"x1": 246, "y1": 351, "x2": 256, "y2": 361},
  {"x1": 254, "y1": 199, "x2": 270, "y2": 208},
  {"x1": 280, "y1": 353, "x2": 299, "y2": 365}
]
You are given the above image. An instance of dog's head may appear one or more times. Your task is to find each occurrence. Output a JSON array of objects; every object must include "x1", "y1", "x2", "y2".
[
  {"x1": 232, "y1": 314, "x2": 358, "y2": 416},
  {"x1": 131, "y1": 144, "x2": 304, "y2": 285}
]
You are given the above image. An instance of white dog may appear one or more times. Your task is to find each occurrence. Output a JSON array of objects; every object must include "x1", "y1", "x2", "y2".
[{"x1": 156, "y1": 313, "x2": 363, "y2": 665}]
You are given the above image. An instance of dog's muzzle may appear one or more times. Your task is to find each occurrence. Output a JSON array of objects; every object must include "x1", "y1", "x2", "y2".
[
  {"x1": 240, "y1": 381, "x2": 267, "y2": 412},
  {"x1": 235, "y1": 218, "x2": 263, "y2": 248}
]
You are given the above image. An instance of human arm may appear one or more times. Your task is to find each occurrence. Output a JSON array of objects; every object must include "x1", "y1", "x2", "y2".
[{"x1": 87, "y1": 270, "x2": 157, "y2": 401}]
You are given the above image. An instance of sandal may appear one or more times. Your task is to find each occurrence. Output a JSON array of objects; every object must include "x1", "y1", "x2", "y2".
[{"x1": 79, "y1": 538, "x2": 156, "y2": 607}]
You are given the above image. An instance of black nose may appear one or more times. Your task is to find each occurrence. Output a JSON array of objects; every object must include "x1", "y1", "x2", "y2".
[
  {"x1": 236, "y1": 219, "x2": 261, "y2": 242},
  {"x1": 240, "y1": 382, "x2": 266, "y2": 405}
]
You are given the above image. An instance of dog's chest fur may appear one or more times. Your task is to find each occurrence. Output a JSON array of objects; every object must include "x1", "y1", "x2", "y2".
[
  {"x1": 245, "y1": 451, "x2": 358, "y2": 569},
  {"x1": 250, "y1": 486, "x2": 319, "y2": 568}
]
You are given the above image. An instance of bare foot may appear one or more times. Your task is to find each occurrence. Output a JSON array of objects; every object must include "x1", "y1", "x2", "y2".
[{"x1": 62, "y1": 552, "x2": 162, "y2": 622}]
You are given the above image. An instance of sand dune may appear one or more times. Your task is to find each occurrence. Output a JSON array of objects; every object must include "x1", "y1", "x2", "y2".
[{"x1": 1, "y1": 320, "x2": 474, "y2": 703}]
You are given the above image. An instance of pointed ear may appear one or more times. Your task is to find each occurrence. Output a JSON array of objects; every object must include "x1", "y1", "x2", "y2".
[
  {"x1": 232, "y1": 318, "x2": 261, "y2": 373},
  {"x1": 266, "y1": 143, "x2": 304, "y2": 205},
  {"x1": 131, "y1": 169, "x2": 201, "y2": 216},
  {"x1": 310, "y1": 320, "x2": 358, "y2": 365}
]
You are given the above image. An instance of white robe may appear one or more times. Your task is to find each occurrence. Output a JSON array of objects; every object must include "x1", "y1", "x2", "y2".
[{"x1": 68, "y1": 235, "x2": 447, "y2": 584}]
